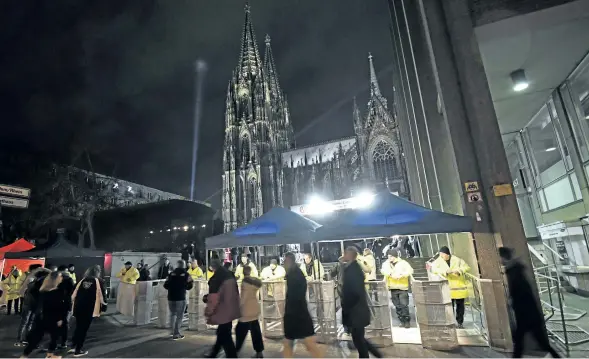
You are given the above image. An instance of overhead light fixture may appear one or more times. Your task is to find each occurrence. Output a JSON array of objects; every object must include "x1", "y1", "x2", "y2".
[
  {"x1": 545, "y1": 147, "x2": 557, "y2": 152},
  {"x1": 306, "y1": 195, "x2": 334, "y2": 215},
  {"x1": 352, "y1": 191, "x2": 375, "y2": 209},
  {"x1": 149, "y1": 230, "x2": 154, "y2": 234},
  {"x1": 202, "y1": 224, "x2": 206, "y2": 228},
  {"x1": 510, "y1": 69, "x2": 529, "y2": 92},
  {"x1": 183, "y1": 225, "x2": 189, "y2": 231}
]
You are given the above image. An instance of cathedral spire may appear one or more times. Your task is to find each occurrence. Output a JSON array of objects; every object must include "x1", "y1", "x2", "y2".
[
  {"x1": 238, "y1": 1, "x2": 262, "y2": 76},
  {"x1": 264, "y1": 34, "x2": 282, "y2": 98},
  {"x1": 368, "y1": 53, "x2": 382, "y2": 98}
]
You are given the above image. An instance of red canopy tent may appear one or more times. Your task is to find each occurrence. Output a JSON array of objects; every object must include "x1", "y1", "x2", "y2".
[{"x1": 0, "y1": 239, "x2": 45, "y2": 276}]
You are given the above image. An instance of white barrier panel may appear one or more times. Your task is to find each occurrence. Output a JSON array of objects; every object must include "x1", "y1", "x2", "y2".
[
  {"x1": 188, "y1": 279, "x2": 208, "y2": 331},
  {"x1": 133, "y1": 280, "x2": 166, "y2": 326},
  {"x1": 261, "y1": 280, "x2": 286, "y2": 339},
  {"x1": 156, "y1": 282, "x2": 169, "y2": 328},
  {"x1": 117, "y1": 282, "x2": 136, "y2": 317}
]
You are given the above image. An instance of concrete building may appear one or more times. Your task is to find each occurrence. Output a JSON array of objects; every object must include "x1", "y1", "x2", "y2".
[{"x1": 388, "y1": 0, "x2": 589, "y2": 352}]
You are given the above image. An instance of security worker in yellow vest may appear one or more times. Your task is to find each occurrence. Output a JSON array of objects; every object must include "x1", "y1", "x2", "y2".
[
  {"x1": 381, "y1": 249, "x2": 414, "y2": 327},
  {"x1": 430, "y1": 246, "x2": 471, "y2": 328},
  {"x1": 188, "y1": 259, "x2": 204, "y2": 280},
  {"x1": 68, "y1": 264, "x2": 77, "y2": 284},
  {"x1": 300, "y1": 253, "x2": 325, "y2": 281},
  {"x1": 260, "y1": 259, "x2": 286, "y2": 280},
  {"x1": 2, "y1": 267, "x2": 25, "y2": 315},
  {"x1": 116, "y1": 261, "x2": 140, "y2": 284},
  {"x1": 234, "y1": 253, "x2": 258, "y2": 281}
]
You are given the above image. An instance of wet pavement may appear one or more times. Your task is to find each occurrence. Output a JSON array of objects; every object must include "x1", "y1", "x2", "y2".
[{"x1": 0, "y1": 310, "x2": 510, "y2": 358}]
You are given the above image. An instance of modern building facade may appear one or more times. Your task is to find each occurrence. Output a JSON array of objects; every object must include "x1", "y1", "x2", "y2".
[{"x1": 387, "y1": 0, "x2": 589, "y2": 352}]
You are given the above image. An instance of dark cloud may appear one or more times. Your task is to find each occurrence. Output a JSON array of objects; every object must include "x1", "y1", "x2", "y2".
[{"x1": 1, "y1": 0, "x2": 395, "y2": 208}]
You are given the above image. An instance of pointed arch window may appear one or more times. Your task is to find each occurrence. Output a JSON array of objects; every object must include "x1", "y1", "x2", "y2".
[
  {"x1": 246, "y1": 177, "x2": 257, "y2": 222},
  {"x1": 241, "y1": 134, "x2": 251, "y2": 164},
  {"x1": 372, "y1": 140, "x2": 397, "y2": 183}
]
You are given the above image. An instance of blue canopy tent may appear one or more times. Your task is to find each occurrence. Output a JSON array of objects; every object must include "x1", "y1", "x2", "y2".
[
  {"x1": 314, "y1": 191, "x2": 473, "y2": 242},
  {"x1": 205, "y1": 207, "x2": 322, "y2": 249}
]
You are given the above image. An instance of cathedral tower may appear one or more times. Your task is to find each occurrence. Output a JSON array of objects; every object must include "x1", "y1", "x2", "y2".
[
  {"x1": 222, "y1": 3, "x2": 293, "y2": 232},
  {"x1": 354, "y1": 53, "x2": 407, "y2": 195}
]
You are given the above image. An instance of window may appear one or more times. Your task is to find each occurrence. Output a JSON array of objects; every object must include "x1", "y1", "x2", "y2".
[
  {"x1": 246, "y1": 178, "x2": 257, "y2": 221},
  {"x1": 525, "y1": 102, "x2": 571, "y2": 186},
  {"x1": 241, "y1": 135, "x2": 251, "y2": 164},
  {"x1": 524, "y1": 98, "x2": 581, "y2": 212},
  {"x1": 372, "y1": 140, "x2": 397, "y2": 183},
  {"x1": 563, "y1": 54, "x2": 589, "y2": 162}
]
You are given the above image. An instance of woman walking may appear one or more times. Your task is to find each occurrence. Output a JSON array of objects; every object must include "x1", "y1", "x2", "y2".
[
  {"x1": 68, "y1": 265, "x2": 107, "y2": 357},
  {"x1": 21, "y1": 271, "x2": 69, "y2": 359}
]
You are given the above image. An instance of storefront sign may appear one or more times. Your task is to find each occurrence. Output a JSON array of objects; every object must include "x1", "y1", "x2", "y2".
[
  {"x1": 538, "y1": 222, "x2": 567, "y2": 240},
  {"x1": 493, "y1": 184, "x2": 513, "y2": 197}
]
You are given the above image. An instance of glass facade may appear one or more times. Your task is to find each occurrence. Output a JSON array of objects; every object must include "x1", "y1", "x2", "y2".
[{"x1": 505, "y1": 53, "x2": 589, "y2": 221}]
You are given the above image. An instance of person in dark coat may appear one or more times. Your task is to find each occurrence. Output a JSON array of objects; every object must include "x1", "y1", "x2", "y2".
[
  {"x1": 69, "y1": 265, "x2": 107, "y2": 357},
  {"x1": 342, "y1": 247, "x2": 382, "y2": 358},
  {"x1": 57, "y1": 265, "x2": 76, "y2": 349},
  {"x1": 137, "y1": 263, "x2": 151, "y2": 282},
  {"x1": 15, "y1": 266, "x2": 50, "y2": 346},
  {"x1": 21, "y1": 272, "x2": 70, "y2": 358},
  {"x1": 282, "y1": 252, "x2": 323, "y2": 358},
  {"x1": 158, "y1": 257, "x2": 173, "y2": 280},
  {"x1": 163, "y1": 260, "x2": 194, "y2": 340},
  {"x1": 499, "y1": 247, "x2": 560, "y2": 358}
]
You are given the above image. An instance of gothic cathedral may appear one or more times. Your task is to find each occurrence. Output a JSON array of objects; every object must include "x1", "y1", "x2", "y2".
[
  {"x1": 221, "y1": 4, "x2": 294, "y2": 232},
  {"x1": 222, "y1": 4, "x2": 407, "y2": 232}
]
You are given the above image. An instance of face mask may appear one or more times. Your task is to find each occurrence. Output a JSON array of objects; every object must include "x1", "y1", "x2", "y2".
[{"x1": 69, "y1": 268, "x2": 75, "y2": 273}]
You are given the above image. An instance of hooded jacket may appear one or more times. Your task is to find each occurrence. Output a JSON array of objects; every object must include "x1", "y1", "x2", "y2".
[
  {"x1": 239, "y1": 276, "x2": 262, "y2": 322},
  {"x1": 164, "y1": 268, "x2": 194, "y2": 301}
]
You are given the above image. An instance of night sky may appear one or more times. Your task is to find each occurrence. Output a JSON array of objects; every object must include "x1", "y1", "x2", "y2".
[{"x1": 1, "y1": 0, "x2": 396, "y2": 209}]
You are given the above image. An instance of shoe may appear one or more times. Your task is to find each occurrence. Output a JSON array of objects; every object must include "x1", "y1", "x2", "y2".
[
  {"x1": 404, "y1": 322, "x2": 411, "y2": 329},
  {"x1": 68, "y1": 348, "x2": 76, "y2": 354},
  {"x1": 14, "y1": 342, "x2": 23, "y2": 347},
  {"x1": 252, "y1": 353, "x2": 263, "y2": 358},
  {"x1": 398, "y1": 323, "x2": 406, "y2": 328},
  {"x1": 172, "y1": 335, "x2": 185, "y2": 341},
  {"x1": 457, "y1": 323, "x2": 464, "y2": 329},
  {"x1": 74, "y1": 350, "x2": 88, "y2": 357},
  {"x1": 203, "y1": 353, "x2": 218, "y2": 358}
]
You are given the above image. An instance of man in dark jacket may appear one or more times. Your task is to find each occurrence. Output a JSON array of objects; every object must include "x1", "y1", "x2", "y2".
[
  {"x1": 499, "y1": 247, "x2": 560, "y2": 358},
  {"x1": 158, "y1": 257, "x2": 173, "y2": 279},
  {"x1": 342, "y1": 247, "x2": 382, "y2": 359},
  {"x1": 57, "y1": 265, "x2": 76, "y2": 349},
  {"x1": 15, "y1": 266, "x2": 49, "y2": 346},
  {"x1": 163, "y1": 260, "x2": 193, "y2": 340}
]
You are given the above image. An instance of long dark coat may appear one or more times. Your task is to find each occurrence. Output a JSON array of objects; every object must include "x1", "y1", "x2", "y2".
[
  {"x1": 342, "y1": 260, "x2": 371, "y2": 329},
  {"x1": 283, "y1": 266, "x2": 315, "y2": 340}
]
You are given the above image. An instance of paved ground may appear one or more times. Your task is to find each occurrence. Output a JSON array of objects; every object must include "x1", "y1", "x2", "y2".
[
  {"x1": 0, "y1": 311, "x2": 506, "y2": 358},
  {"x1": 0, "y1": 310, "x2": 580, "y2": 358}
]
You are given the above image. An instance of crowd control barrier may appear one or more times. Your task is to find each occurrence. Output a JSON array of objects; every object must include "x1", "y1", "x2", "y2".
[
  {"x1": 261, "y1": 280, "x2": 286, "y2": 339},
  {"x1": 188, "y1": 279, "x2": 208, "y2": 331},
  {"x1": 131, "y1": 280, "x2": 167, "y2": 326},
  {"x1": 412, "y1": 279, "x2": 458, "y2": 350},
  {"x1": 307, "y1": 280, "x2": 337, "y2": 344},
  {"x1": 365, "y1": 280, "x2": 394, "y2": 347}
]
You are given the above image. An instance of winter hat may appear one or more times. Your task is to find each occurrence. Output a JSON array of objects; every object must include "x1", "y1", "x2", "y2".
[
  {"x1": 125, "y1": 261, "x2": 133, "y2": 265},
  {"x1": 439, "y1": 246, "x2": 451, "y2": 255}
]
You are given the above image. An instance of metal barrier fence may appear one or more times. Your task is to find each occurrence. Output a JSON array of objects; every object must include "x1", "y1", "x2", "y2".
[
  {"x1": 188, "y1": 279, "x2": 209, "y2": 331},
  {"x1": 261, "y1": 280, "x2": 286, "y2": 339},
  {"x1": 365, "y1": 280, "x2": 394, "y2": 347},
  {"x1": 308, "y1": 280, "x2": 337, "y2": 344}
]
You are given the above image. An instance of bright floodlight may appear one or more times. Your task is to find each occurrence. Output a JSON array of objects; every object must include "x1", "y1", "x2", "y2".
[
  {"x1": 352, "y1": 191, "x2": 375, "y2": 209},
  {"x1": 306, "y1": 195, "x2": 334, "y2": 215}
]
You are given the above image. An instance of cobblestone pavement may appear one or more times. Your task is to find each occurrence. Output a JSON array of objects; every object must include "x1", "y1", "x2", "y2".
[{"x1": 0, "y1": 312, "x2": 508, "y2": 358}]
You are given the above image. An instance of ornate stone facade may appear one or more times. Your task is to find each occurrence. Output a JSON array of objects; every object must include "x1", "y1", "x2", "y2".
[
  {"x1": 221, "y1": 4, "x2": 294, "y2": 232},
  {"x1": 282, "y1": 54, "x2": 408, "y2": 207},
  {"x1": 222, "y1": 5, "x2": 407, "y2": 231}
]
